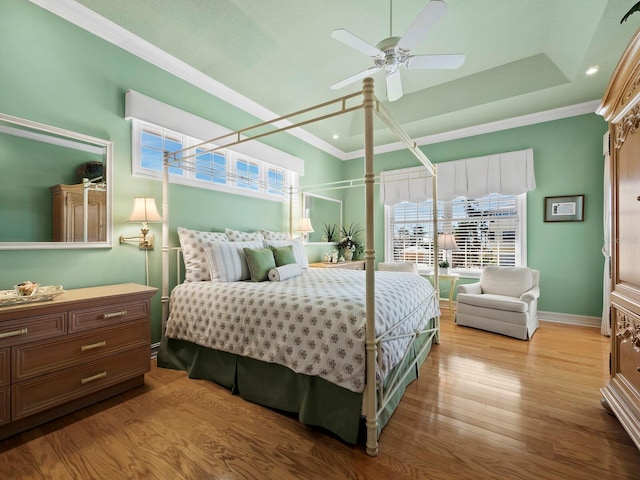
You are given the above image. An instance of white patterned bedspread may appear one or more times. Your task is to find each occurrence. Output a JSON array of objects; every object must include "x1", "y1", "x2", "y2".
[{"x1": 165, "y1": 268, "x2": 439, "y2": 393}]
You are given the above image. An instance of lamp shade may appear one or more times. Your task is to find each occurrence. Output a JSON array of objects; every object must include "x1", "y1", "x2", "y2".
[
  {"x1": 297, "y1": 217, "x2": 314, "y2": 233},
  {"x1": 127, "y1": 197, "x2": 162, "y2": 223},
  {"x1": 438, "y1": 233, "x2": 458, "y2": 251}
]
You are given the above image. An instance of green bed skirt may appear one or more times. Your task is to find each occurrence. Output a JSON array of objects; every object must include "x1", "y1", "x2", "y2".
[{"x1": 157, "y1": 319, "x2": 435, "y2": 445}]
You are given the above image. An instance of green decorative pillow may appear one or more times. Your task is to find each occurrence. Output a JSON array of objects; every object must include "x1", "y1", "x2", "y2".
[
  {"x1": 269, "y1": 244, "x2": 297, "y2": 266},
  {"x1": 243, "y1": 247, "x2": 276, "y2": 282}
]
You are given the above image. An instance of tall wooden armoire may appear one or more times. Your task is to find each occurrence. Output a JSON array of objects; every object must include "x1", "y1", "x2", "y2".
[
  {"x1": 597, "y1": 29, "x2": 640, "y2": 450},
  {"x1": 50, "y1": 183, "x2": 106, "y2": 242}
]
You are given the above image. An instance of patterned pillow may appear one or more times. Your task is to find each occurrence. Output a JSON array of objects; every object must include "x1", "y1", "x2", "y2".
[
  {"x1": 225, "y1": 228, "x2": 264, "y2": 242},
  {"x1": 177, "y1": 227, "x2": 229, "y2": 282},
  {"x1": 260, "y1": 230, "x2": 291, "y2": 241},
  {"x1": 205, "y1": 240, "x2": 263, "y2": 282},
  {"x1": 263, "y1": 238, "x2": 309, "y2": 269}
]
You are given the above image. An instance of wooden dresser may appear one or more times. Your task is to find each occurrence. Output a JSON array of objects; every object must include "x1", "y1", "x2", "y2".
[
  {"x1": 50, "y1": 183, "x2": 107, "y2": 242},
  {"x1": 0, "y1": 283, "x2": 157, "y2": 439},
  {"x1": 597, "y1": 29, "x2": 640, "y2": 450}
]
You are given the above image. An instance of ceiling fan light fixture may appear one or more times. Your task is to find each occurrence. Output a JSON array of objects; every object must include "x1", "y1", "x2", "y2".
[{"x1": 329, "y1": 0, "x2": 464, "y2": 101}]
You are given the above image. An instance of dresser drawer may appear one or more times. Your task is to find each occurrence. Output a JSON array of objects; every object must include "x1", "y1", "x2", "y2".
[
  {"x1": 0, "y1": 386, "x2": 9, "y2": 426},
  {"x1": 0, "y1": 348, "x2": 8, "y2": 387},
  {"x1": 0, "y1": 313, "x2": 66, "y2": 348},
  {"x1": 12, "y1": 346, "x2": 150, "y2": 421},
  {"x1": 13, "y1": 320, "x2": 150, "y2": 382},
  {"x1": 69, "y1": 299, "x2": 150, "y2": 333}
]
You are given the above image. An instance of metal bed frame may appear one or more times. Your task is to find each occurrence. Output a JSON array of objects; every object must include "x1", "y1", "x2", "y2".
[{"x1": 160, "y1": 78, "x2": 441, "y2": 455}]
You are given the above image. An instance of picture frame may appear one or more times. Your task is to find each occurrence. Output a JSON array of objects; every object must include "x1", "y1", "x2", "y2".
[{"x1": 544, "y1": 195, "x2": 584, "y2": 222}]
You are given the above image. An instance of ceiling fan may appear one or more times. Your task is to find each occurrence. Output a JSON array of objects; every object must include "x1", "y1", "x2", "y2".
[{"x1": 330, "y1": 0, "x2": 465, "y2": 101}]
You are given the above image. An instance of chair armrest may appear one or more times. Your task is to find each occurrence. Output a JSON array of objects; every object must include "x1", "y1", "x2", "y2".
[
  {"x1": 520, "y1": 286, "x2": 540, "y2": 303},
  {"x1": 457, "y1": 282, "x2": 482, "y2": 295}
]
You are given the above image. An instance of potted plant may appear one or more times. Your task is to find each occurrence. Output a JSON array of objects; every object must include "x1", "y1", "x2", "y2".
[
  {"x1": 322, "y1": 223, "x2": 338, "y2": 243},
  {"x1": 338, "y1": 222, "x2": 363, "y2": 261},
  {"x1": 438, "y1": 260, "x2": 450, "y2": 274}
]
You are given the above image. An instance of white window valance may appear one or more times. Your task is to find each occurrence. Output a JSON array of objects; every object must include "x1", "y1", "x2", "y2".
[
  {"x1": 380, "y1": 148, "x2": 535, "y2": 205},
  {"x1": 124, "y1": 90, "x2": 305, "y2": 175}
]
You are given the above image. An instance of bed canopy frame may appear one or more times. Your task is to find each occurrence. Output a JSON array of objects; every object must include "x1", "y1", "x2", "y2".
[{"x1": 160, "y1": 78, "x2": 441, "y2": 455}]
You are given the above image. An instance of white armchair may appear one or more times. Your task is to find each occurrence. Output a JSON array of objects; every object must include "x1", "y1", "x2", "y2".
[{"x1": 456, "y1": 266, "x2": 540, "y2": 340}]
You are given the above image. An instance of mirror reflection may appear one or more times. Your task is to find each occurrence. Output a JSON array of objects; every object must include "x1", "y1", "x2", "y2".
[
  {"x1": 0, "y1": 113, "x2": 112, "y2": 249},
  {"x1": 302, "y1": 192, "x2": 342, "y2": 243}
]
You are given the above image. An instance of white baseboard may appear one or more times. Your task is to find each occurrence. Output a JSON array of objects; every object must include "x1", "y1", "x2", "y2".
[
  {"x1": 445, "y1": 300, "x2": 602, "y2": 328},
  {"x1": 538, "y1": 310, "x2": 601, "y2": 328}
]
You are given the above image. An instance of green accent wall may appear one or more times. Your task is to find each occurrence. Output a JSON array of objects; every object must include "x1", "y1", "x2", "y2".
[
  {"x1": 0, "y1": 0, "x2": 343, "y2": 342},
  {"x1": 342, "y1": 113, "x2": 607, "y2": 317},
  {"x1": 0, "y1": 0, "x2": 607, "y2": 346}
]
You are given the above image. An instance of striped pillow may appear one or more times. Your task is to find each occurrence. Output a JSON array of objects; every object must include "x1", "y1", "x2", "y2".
[{"x1": 205, "y1": 240, "x2": 263, "y2": 282}]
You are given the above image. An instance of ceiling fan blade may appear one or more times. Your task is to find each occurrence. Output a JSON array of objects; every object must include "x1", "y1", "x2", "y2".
[
  {"x1": 330, "y1": 66, "x2": 381, "y2": 90},
  {"x1": 331, "y1": 28, "x2": 384, "y2": 58},
  {"x1": 405, "y1": 53, "x2": 465, "y2": 69},
  {"x1": 397, "y1": 0, "x2": 448, "y2": 52},
  {"x1": 386, "y1": 70, "x2": 403, "y2": 102}
]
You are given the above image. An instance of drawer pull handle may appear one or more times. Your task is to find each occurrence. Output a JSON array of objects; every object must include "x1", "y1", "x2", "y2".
[
  {"x1": 0, "y1": 327, "x2": 28, "y2": 339},
  {"x1": 103, "y1": 310, "x2": 127, "y2": 319},
  {"x1": 81, "y1": 371, "x2": 107, "y2": 385},
  {"x1": 81, "y1": 340, "x2": 107, "y2": 352}
]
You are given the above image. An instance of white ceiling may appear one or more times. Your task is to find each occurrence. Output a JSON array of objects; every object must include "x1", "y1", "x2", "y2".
[{"x1": 32, "y1": 0, "x2": 640, "y2": 157}]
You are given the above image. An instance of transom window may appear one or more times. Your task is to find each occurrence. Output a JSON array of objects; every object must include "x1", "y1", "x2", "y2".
[
  {"x1": 131, "y1": 119, "x2": 297, "y2": 202},
  {"x1": 385, "y1": 193, "x2": 527, "y2": 276}
]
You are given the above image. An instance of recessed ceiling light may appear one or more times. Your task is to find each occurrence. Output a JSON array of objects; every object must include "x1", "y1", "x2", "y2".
[
  {"x1": 332, "y1": 134, "x2": 339, "y2": 139},
  {"x1": 586, "y1": 66, "x2": 599, "y2": 76}
]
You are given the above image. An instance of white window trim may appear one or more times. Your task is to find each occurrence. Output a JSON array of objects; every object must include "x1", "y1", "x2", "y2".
[
  {"x1": 131, "y1": 119, "x2": 298, "y2": 203},
  {"x1": 384, "y1": 193, "x2": 527, "y2": 278}
]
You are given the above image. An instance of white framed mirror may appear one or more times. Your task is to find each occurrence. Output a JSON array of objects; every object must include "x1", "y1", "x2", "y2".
[
  {"x1": 0, "y1": 113, "x2": 112, "y2": 250},
  {"x1": 302, "y1": 192, "x2": 342, "y2": 244}
]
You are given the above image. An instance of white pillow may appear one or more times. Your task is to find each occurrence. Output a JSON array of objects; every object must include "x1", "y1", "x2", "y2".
[
  {"x1": 263, "y1": 238, "x2": 309, "y2": 269},
  {"x1": 205, "y1": 240, "x2": 263, "y2": 282},
  {"x1": 260, "y1": 230, "x2": 291, "y2": 241},
  {"x1": 225, "y1": 228, "x2": 264, "y2": 242},
  {"x1": 177, "y1": 227, "x2": 228, "y2": 282}
]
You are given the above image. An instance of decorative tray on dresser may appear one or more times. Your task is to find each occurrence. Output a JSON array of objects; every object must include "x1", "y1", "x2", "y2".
[{"x1": 0, "y1": 283, "x2": 157, "y2": 440}]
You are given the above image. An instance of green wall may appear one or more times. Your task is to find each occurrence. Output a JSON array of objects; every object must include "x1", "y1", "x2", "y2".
[
  {"x1": 342, "y1": 113, "x2": 607, "y2": 317},
  {"x1": 0, "y1": 0, "x2": 342, "y2": 342},
  {"x1": 0, "y1": 0, "x2": 606, "y2": 346}
]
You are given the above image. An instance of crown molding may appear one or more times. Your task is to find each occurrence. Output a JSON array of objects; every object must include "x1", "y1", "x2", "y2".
[
  {"x1": 27, "y1": 0, "x2": 345, "y2": 160},
  {"x1": 28, "y1": 0, "x2": 601, "y2": 164},
  {"x1": 343, "y1": 100, "x2": 601, "y2": 160}
]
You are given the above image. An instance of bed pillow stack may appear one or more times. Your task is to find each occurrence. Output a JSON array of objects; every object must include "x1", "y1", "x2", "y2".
[{"x1": 244, "y1": 244, "x2": 302, "y2": 282}]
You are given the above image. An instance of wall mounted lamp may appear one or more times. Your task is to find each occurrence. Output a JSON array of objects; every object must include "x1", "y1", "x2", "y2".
[{"x1": 119, "y1": 197, "x2": 162, "y2": 250}]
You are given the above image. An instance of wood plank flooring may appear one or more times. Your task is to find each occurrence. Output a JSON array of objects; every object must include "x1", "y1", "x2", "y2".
[{"x1": 1, "y1": 312, "x2": 639, "y2": 479}]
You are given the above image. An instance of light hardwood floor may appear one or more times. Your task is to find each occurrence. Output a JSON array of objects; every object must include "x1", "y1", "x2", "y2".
[{"x1": 1, "y1": 311, "x2": 639, "y2": 479}]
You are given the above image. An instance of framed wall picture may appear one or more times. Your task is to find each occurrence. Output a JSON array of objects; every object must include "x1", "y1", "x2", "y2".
[{"x1": 544, "y1": 195, "x2": 585, "y2": 222}]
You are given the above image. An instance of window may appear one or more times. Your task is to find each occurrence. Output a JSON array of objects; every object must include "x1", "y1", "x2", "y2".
[
  {"x1": 131, "y1": 119, "x2": 297, "y2": 202},
  {"x1": 386, "y1": 193, "x2": 526, "y2": 276}
]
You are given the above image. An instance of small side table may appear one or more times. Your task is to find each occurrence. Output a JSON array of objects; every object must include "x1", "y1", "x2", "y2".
[
  {"x1": 309, "y1": 261, "x2": 365, "y2": 270},
  {"x1": 428, "y1": 272, "x2": 460, "y2": 312}
]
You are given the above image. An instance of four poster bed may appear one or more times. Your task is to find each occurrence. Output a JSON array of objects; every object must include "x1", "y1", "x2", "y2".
[{"x1": 156, "y1": 78, "x2": 442, "y2": 455}]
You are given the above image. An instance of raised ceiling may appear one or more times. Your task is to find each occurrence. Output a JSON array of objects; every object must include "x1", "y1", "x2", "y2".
[{"x1": 33, "y1": 0, "x2": 640, "y2": 157}]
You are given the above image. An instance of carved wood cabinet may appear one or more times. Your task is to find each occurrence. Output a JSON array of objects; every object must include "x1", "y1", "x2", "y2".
[
  {"x1": 50, "y1": 183, "x2": 106, "y2": 242},
  {"x1": 0, "y1": 283, "x2": 157, "y2": 440},
  {"x1": 597, "y1": 29, "x2": 640, "y2": 450}
]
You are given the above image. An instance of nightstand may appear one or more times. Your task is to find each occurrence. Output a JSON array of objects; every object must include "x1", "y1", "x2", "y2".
[
  {"x1": 309, "y1": 261, "x2": 365, "y2": 270},
  {"x1": 428, "y1": 272, "x2": 460, "y2": 312}
]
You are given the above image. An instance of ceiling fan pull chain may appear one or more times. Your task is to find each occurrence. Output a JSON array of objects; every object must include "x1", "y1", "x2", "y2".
[{"x1": 389, "y1": 0, "x2": 393, "y2": 37}]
